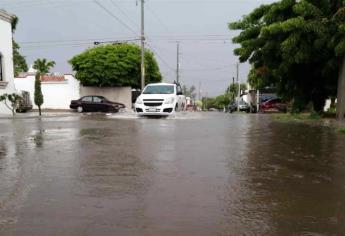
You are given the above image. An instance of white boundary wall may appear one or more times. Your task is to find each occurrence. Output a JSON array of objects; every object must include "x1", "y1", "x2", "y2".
[
  {"x1": 0, "y1": 10, "x2": 16, "y2": 116},
  {"x1": 15, "y1": 75, "x2": 132, "y2": 110},
  {"x1": 14, "y1": 75, "x2": 80, "y2": 109},
  {"x1": 80, "y1": 86, "x2": 132, "y2": 109}
]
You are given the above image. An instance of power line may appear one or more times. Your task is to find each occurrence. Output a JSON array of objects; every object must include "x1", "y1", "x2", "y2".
[
  {"x1": 18, "y1": 36, "x2": 139, "y2": 45},
  {"x1": 93, "y1": 0, "x2": 138, "y2": 36},
  {"x1": 6, "y1": 0, "x2": 91, "y2": 10},
  {"x1": 18, "y1": 34, "x2": 231, "y2": 44},
  {"x1": 181, "y1": 65, "x2": 230, "y2": 72},
  {"x1": 146, "y1": 42, "x2": 175, "y2": 72},
  {"x1": 146, "y1": 3, "x2": 170, "y2": 33},
  {"x1": 109, "y1": 0, "x2": 140, "y2": 31}
]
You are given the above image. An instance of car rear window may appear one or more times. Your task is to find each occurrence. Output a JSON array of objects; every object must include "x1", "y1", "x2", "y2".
[
  {"x1": 81, "y1": 96, "x2": 92, "y2": 102},
  {"x1": 93, "y1": 96, "x2": 103, "y2": 103}
]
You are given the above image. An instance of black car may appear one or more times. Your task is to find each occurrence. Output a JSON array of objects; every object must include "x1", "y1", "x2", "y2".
[{"x1": 70, "y1": 95, "x2": 125, "y2": 113}]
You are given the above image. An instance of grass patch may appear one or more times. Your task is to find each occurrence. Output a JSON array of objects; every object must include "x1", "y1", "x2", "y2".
[
  {"x1": 273, "y1": 113, "x2": 320, "y2": 121},
  {"x1": 336, "y1": 128, "x2": 345, "y2": 134}
]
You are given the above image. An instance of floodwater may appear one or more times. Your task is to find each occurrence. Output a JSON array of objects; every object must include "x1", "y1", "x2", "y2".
[{"x1": 0, "y1": 112, "x2": 344, "y2": 235}]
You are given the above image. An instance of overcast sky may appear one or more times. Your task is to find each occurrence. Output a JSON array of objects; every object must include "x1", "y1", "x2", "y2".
[{"x1": 1, "y1": 0, "x2": 275, "y2": 96}]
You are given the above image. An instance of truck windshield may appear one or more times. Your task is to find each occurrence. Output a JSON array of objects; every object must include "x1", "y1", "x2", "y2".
[{"x1": 143, "y1": 85, "x2": 174, "y2": 94}]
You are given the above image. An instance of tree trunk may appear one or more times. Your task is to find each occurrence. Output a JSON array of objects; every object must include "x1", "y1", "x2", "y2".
[
  {"x1": 330, "y1": 97, "x2": 336, "y2": 109},
  {"x1": 38, "y1": 106, "x2": 41, "y2": 116},
  {"x1": 336, "y1": 57, "x2": 345, "y2": 120}
]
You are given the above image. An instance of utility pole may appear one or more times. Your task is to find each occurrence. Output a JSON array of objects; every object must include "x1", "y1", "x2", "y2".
[
  {"x1": 198, "y1": 81, "x2": 201, "y2": 100},
  {"x1": 176, "y1": 42, "x2": 180, "y2": 83},
  {"x1": 236, "y1": 62, "x2": 240, "y2": 111},
  {"x1": 232, "y1": 76, "x2": 235, "y2": 100},
  {"x1": 140, "y1": 0, "x2": 145, "y2": 91}
]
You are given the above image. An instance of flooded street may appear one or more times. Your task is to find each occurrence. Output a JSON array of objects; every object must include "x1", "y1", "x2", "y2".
[{"x1": 0, "y1": 112, "x2": 345, "y2": 235}]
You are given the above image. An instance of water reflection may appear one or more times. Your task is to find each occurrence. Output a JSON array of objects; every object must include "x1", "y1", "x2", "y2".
[
  {"x1": 243, "y1": 119, "x2": 345, "y2": 235},
  {"x1": 0, "y1": 139, "x2": 7, "y2": 161},
  {"x1": 1, "y1": 113, "x2": 345, "y2": 235}
]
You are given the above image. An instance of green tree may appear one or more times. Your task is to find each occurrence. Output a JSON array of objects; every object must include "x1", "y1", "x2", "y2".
[
  {"x1": 0, "y1": 93, "x2": 22, "y2": 116},
  {"x1": 69, "y1": 44, "x2": 162, "y2": 88},
  {"x1": 11, "y1": 16, "x2": 28, "y2": 76},
  {"x1": 226, "y1": 83, "x2": 247, "y2": 102},
  {"x1": 229, "y1": 0, "x2": 345, "y2": 117},
  {"x1": 33, "y1": 58, "x2": 55, "y2": 116},
  {"x1": 226, "y1": 83, "x2": 247, "y2": 95},
  {"x1": 33, "y1": 58, "x2": 55, "y2": 74},
  {"x1": 202, "y1": 94, "x2": 232, "y2": 110}
]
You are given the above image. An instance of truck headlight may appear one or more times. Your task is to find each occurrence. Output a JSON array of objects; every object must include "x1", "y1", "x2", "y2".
[
  {"x1": 164, "y1": 97, "x2": 175, "y2": 104},
  {"x1": 135, "y1": 97, "x2": 143, "y2": 104}
]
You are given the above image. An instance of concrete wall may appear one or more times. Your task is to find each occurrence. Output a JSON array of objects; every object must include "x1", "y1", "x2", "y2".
[
  {"x1": 0, "y1": 10, "x2": 16, "y2": 116},
  {"x1": 14, "y1": 75, "x2": 80, "y2": 109},
  {"x1": 80, "y1": 86, "x2": 132, "y2": 109}
]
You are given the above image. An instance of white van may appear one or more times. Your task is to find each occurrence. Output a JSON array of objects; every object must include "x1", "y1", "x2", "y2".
[{"x1": 135, "y1": 83, "x2": 185, "y2": 116}]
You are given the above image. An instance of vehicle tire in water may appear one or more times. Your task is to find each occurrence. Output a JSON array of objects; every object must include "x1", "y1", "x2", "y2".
[{"x1": 77, "y1": 106, "x2": 83, "y2": 113}]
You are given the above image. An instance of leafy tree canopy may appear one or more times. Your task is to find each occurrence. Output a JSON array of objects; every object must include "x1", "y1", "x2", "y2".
[
  {"x1": 203, "y1": 94, "x2": 232, "y2": 110},
  {"x1": 226, "y1": 83, "x2": 247, "y2": 95},
  {"x1": 33, "y1": 58, "x2": 55, "y2": 74},
  {"x1": 0, "y1": 93, "x2": 22, "y2": 116},
  {"x1": 69, "y1": 44, "x2": 162, "y2": 88},
  {"x1": 229, "y1": 0, "x2": 345, "y2": 113},
  {"x1": 11, "y1": 16, "x2": 28, "y2": 77}
]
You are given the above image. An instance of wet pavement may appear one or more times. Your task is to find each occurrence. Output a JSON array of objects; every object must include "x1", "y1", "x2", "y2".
[{"x1": 0, "y1": 112, "x2": 345, "y2": 235}]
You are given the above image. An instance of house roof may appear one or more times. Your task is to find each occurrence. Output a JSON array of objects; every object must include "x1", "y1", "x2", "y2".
[
  {"x1": 0, "y1": 9, "x2": 14, "y2": 23},
  {"x1": 41, "y1": 75, "x2": 67, "y2": 82},
  {"x1": 16, "y1": 73, "x2": 74, "y2": 82}
]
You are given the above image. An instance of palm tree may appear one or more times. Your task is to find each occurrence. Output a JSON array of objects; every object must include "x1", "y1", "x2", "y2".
[
  {"x1": 32, "y1": 58, "x2": 55, "y2": 116},
  {"x1": 33, "y1": 58, "x2": 55, "y2": 75}
]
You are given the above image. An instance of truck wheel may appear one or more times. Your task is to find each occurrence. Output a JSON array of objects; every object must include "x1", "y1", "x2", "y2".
[{"x1": 77, "y1": 106, "x2": 83, "y2": 113}]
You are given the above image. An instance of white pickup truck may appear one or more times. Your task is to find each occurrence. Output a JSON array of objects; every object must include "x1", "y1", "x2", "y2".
[{"x1": 135, "y1": 82, "x2": 185, "y2": 116}]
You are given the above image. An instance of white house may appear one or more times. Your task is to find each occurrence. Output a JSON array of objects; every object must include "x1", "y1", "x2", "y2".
[
  {"x1": 0, "y1": 9, "x2": 17, "y2": 116},
  {"x1": 14, "y1": 72, "x2": 81, "y2": 110}
]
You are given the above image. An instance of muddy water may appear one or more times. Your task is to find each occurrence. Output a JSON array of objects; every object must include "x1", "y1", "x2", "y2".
[{"x1": 0, "y1": 112, "x2": 344, "y2": 235}]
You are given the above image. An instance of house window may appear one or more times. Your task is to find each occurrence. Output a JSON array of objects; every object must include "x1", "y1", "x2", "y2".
[{"x1": 0, "y1": 54, "x2": 3, "y2": 81}]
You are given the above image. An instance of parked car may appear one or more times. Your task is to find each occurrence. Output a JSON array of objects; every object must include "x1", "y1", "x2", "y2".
[
  {"x1": 260, "y1": 98, "x2": 287, "y2": 112},
  {"x1": 135, "y1": 82, "x2": 185, "y2": 116},
  {"x1": 70, "y1": 95, "x2": 125, "y2": 113},
  {"x1": 16, "y1": 91, "x2": 32, "y2": 113},
  {"x1": 228, "y1": 100, "x2": 250, "y2": 113}
]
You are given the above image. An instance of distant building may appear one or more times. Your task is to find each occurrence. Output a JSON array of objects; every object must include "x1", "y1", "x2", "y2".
[{"x1": 0, "y1": 9, "x2": 17, "y2": 115}]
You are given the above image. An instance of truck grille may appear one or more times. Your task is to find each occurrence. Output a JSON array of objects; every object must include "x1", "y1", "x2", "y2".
[
  {"x1": 144, "y1": 103, "x2": 163, "y2": 107},
  {"x1": 143, "y1": 99, "x2": 164, "y2": 102}
]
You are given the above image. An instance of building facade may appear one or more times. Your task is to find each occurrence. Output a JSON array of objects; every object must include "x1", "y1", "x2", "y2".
[{"x1": 0, "y1": 9, "x2": 17, "y2": 116}]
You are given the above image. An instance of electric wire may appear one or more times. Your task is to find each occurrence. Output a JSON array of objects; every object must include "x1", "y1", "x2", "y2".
[
  {"x1": 145, "y1": 42, "x2": 175, "y2": 72},
  {"x1": 93, "y1": 0, "x2": 138, "y2": 36},
  {"x1": 109, "y1": 0, "x2": 140, "y2": 31},
  {"x1": 146, "y1": 3, "x2": 170, "y2": 33}
]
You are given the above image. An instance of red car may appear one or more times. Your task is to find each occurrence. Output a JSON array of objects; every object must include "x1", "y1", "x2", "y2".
[
  {"x1": 70, "y1": 95, "x2": 125, "y2": 113},
  {"x1": 260, "y1": 98, "x2": 287, "y2": 112}
]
